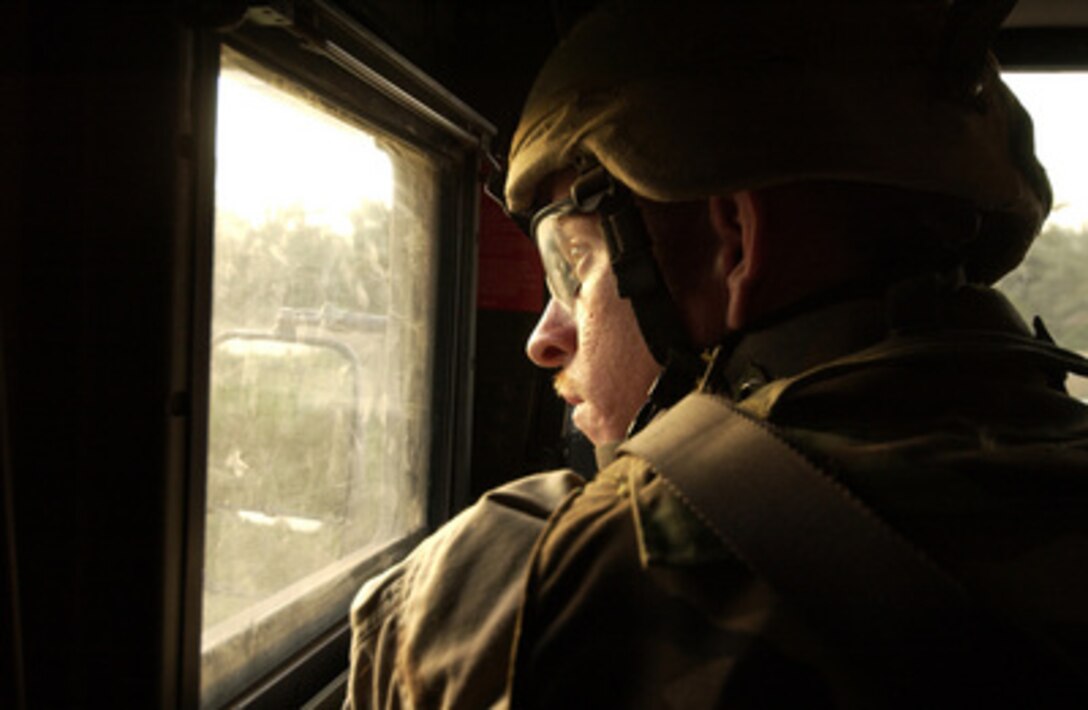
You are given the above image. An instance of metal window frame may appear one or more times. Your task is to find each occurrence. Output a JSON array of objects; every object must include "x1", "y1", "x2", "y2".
[
  {"x1": 996, "y1": 27, "x2": 1088, "y2": 68},
  {"x1": 182, "y1": 2, "x2": 493, "y2": 706}
]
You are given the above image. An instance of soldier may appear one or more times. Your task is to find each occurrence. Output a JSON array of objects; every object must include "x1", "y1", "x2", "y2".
[{"x1": 347, "y1": 1, "x2": 1088, "y2": 707}]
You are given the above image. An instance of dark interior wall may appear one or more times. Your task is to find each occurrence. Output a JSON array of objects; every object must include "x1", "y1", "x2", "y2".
[
  {"x1": 1, "y1": 6, "x2": 28, "y2": 709},
  {"x1": 2, "y1": 2, "x2": 196, "y2": 706}
]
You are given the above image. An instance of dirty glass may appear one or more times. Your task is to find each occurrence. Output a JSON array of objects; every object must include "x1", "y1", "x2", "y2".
[
  {"x1": 201, "y1": 48, "x2": 438, "y2": 705},
  {"x1": 997, "y1": 71, "x2": 1088, "y2": 400}
]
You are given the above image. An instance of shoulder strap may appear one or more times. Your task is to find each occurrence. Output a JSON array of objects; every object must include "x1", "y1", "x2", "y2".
[
  {"x1": 620, "y1": 392, "x2": 966, "y2": 636},
  {"x1": 619, "y1": 391, "x2": 1086, "y2": 702}
]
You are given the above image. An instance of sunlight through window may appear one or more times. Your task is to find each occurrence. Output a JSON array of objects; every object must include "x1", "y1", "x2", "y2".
[
  {"x1": 999, "y1": 71, "x2": 1088, "y2": 399},
  {"x1": 201, "y1": 48, "x2": 439, "y2": 707}
]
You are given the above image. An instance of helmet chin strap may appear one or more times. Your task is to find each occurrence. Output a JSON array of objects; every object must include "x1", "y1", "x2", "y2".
[
  {"x1": 568, "y1": 167, "x2": 707, "y2": 436},
  {"x1": 626, "y1": 350, "x2": 709, "y2": 438}
]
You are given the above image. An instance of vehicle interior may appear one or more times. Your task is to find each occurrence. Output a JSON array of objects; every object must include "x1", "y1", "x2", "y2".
[{"x1": 2, "y1": 0, "x2": 1086, "y2": 707}]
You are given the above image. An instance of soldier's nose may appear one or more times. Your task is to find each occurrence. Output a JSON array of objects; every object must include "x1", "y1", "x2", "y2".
[{"x1": 526, "y1": 298, "x2": 576, "y2": 368}]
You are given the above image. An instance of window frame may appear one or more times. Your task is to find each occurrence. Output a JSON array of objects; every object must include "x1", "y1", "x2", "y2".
[
  {"x1": 183, "y1": 3, "x2": 493, "y2": 706},
  {"x1": 995, "y1": 27, "x2": 1088, "y2": 68}
]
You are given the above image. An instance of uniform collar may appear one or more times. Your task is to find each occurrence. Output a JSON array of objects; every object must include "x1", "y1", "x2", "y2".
[
  {"x1": 705, "y1": 271, "x2": 1034, "y2": 403},
  {"x1": 597, "y1": 272, "x2": 1044, "y2": 469}
]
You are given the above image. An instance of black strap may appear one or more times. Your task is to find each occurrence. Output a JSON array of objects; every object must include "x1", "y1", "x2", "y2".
[
  {"x1": 619, "y1": 392, "x2": 1086, "y2": 704},
  {"x1": 589, "y1": 168, "x2": 701, "y2": 376}
]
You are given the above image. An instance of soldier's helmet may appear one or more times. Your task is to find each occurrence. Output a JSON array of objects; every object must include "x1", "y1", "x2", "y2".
[{"x1": 505, "y1": 0, "x2": 1051, "y2": 284}]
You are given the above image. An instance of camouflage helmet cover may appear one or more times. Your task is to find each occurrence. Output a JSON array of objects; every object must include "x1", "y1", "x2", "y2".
[{"x1": 505, "y1": 0, "x2": 1052, "y2": 283}]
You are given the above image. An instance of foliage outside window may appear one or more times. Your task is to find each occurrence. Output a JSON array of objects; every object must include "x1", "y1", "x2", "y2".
[{"x1": 201, "y1": 48, "x2": 438, "y2": 705}]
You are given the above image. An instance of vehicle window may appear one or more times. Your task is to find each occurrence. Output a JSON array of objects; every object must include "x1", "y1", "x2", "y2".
[
  {"x1": 201, "y1": 47, "x2": 438, "y2": 706},
  {"x1": 998, "y1": 71, "x2": 1088, "y2": 399}
]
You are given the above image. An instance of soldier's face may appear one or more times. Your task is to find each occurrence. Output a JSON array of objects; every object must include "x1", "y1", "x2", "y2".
[{"x1": 525, "y1": 177, "x2": 662, "y2": 446}]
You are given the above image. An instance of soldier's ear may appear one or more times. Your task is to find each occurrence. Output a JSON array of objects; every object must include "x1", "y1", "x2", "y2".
[{"x1": 709, "y1": 190, "x2": 766, "y2": 330}]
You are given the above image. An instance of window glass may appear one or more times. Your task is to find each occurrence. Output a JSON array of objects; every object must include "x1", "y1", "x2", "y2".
[
  {"x1": 998, "y1": 71, "x2": 1088, "y2": 400},
  {"x1": 201, "y1": 48, "x2": 438, "y2": 705}
]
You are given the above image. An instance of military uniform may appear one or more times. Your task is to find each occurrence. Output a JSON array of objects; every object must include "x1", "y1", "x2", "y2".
[
  {"x1": 346, "y1": 2, "x2": 1077, "y2": 706},
  {"x1": 346, "y1": 282, "x2": 1088, "y2": 708}
]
